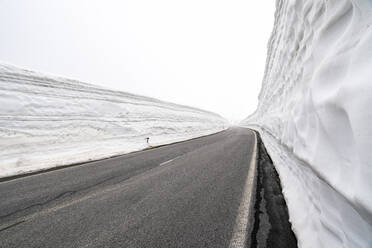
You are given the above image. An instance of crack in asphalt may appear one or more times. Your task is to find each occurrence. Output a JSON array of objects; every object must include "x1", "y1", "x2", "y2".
[
  {"x1": 0, "y1": 154, "x2": 186, "y2": 232},
  {"x1": 0, "y1": 174, "x2": 120, "y2": 222}
]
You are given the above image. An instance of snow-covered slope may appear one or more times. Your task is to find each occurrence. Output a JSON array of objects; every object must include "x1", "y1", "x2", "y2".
[
  {"x1": 0, "y1": 63, "x2": 227, "y2": 178},
  {"x1": 242, "y1": 0, "x2": 372, "y2": 247}
]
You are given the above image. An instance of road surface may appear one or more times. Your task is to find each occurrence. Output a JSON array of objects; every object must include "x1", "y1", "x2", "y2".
[{"x1": 0, "y1": 128, "x2": 257, "y2": 248}]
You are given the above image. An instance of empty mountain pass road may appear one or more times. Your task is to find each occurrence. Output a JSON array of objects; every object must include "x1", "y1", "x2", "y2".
[{"x1": 0, "y1": 128, "x2": 258, "y2": 248}]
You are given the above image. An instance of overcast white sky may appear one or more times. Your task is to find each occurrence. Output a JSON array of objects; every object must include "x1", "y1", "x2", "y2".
[{"x1": 0, "y1": 0, "x2": 275, "y2": 122}]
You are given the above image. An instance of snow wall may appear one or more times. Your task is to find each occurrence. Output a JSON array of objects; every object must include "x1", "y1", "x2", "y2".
[
  {"x1": 242, "y1": 0, "x2": 372, "y2": 247},
  {"x1": 0, "y1": 63, "x2": 228, "y2": 178}
]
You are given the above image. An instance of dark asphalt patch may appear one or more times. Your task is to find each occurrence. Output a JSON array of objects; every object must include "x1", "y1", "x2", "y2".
[{"x1": 249, "y1": 132, "x2": 298, "y2": 248}]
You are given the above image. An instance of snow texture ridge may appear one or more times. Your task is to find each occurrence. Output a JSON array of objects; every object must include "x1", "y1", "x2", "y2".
[
  {"x1": 0, "y1": 62, "x2": 228, "y2": 178},
  {"x1": 242, "y1": 0, "x2": 372, "y2": 247}
]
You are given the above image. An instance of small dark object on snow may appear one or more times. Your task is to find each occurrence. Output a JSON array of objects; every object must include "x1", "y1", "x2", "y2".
[{"x1": 146, "y1": 137, "x2": 150, "y2": 145}]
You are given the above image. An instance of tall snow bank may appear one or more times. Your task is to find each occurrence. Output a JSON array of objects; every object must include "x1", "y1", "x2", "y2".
[
  {"x1": 0, "y1": 63, "x2": 227, "y2": 178},
  {"x1": 242, "y1": 0, "x2": 372, "y2": 247}
]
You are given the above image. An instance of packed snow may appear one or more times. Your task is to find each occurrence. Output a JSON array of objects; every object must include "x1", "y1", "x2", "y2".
[
  {"x1": 0, "y1": 62, "x2": 228, "y2": 178},
  {"x1": 242, "y1": 0, "x2": 372, "y2": 247}
]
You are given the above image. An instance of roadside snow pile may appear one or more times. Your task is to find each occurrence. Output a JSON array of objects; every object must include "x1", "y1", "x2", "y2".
[
  {"x1": 0, "y1": 63, "x2": 227, "y2": 178},
  {"x1": 242, "y1": 0, "x2": 372, "y2": 247}
]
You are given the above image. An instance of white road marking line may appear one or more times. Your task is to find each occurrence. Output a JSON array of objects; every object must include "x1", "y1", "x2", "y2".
[
  {"x1": 160, "y1": 156, "x2": 179, "y2": 166},
  {"x1": 229, "y1": 131, "x2": 258, "y2": 248}
]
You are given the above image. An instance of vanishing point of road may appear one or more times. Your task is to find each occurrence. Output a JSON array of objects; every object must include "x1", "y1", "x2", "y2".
[{"x1": 0, "y1": 128, "x2": 258, "y2": 248}]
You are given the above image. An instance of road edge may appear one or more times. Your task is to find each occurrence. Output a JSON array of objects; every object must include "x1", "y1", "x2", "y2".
[
  {"x1": 249, "y1": 130, "x2": 298, "y2": 248},
  {"x1": 229, "y1": 130, "x2": 258, "y2": 248}
]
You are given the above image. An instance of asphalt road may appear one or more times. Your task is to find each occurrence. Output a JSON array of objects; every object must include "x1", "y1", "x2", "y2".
[{"x1": 0, "y1": 127, "x2": 257, "y2": 248}]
